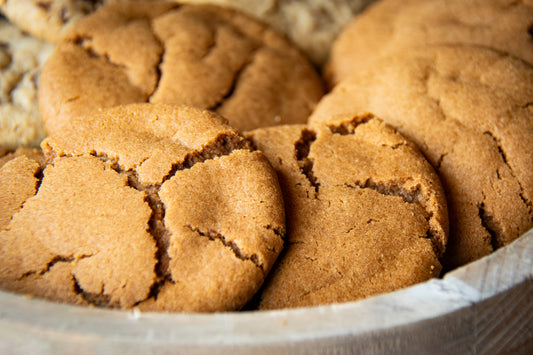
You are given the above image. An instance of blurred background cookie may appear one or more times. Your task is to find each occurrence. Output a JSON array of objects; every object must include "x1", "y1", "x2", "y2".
[
  {"x1": 0, "y1": 0, "x2": 376, "y2": 67},
  {"x1": 38, "y1": 1, "x2": 324, "y2": 135},
  {"x1": 247, "y1": 115, "x2": 448, "y2": 309},
  {"x1": 311, "y1": 45, "x2": 533, "y2": 269},
  {"x1": 0, "y1": 20, "x2": 53, "y2": 150},
  {"x1": 0, "y1": 0, "x2": 100, "y2": 44},
  {"x1": 179, "y1": 0, "x2": 377, "y2": 66},
  {"x1": 326, "y1": 0, "x2": 533, "y2": 86}
]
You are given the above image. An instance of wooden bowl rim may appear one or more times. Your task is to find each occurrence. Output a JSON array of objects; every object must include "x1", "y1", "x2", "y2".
[{"x1": 0, "y1": 228, "x2": 531, "y2": 352}]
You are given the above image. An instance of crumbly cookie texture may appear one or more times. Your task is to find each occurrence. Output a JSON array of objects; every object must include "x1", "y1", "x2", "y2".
[
  {"x1": 247, "y1": 115, "x2": 447, "y2": 310},
  {"x1": 0, "y1": 0, "x2": 102, "y2": 43},
  {"x1": 326, "y1": 0, "x2": 533, "y2": 86},
  {"x1": 0, "y1": 103, "x2": 285, "y2": 312},
  {"x1": 0, "y1": 20, "x2": 53, "y2": 149},
  {"x1": 310, "y1": 45, "x2": 533, "y2": 269},
  {"x1": 38, "y1": 1, "x2": 324, "y2": 135}
]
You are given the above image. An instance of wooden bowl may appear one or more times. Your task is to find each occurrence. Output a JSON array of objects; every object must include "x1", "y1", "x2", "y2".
[{"x1": 0, "y1": 229, "x2": 531, "y2": 354}]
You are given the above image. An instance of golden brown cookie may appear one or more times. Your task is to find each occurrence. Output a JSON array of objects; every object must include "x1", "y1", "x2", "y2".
[
  {"x1": 180, "y1": 0, "x2": 377, "y2": 66},
  {"x1": 0, "y1": 20, "x2": 53, "y2": 149},
  {"x1": 0, "y1": 148, "x2": 44, "y2": 230},
  {"x1": 325, "y1": 0, "x2": 533, "y2": 86},
  {"x1": 247, "y1": 114, "x2": 447, "y2": 310},
  {"x1": 310, "y1": 45, "x2": 533, "y2": 269},
  {"x1": 0, "y1": 0, "x2": 376, "y2": 66},
  {"x1": 0, "y1": 103, "x2": 285, "y2": 312},
  {"x1": 38, "y1": 1, "x2": 324, "y2": 134}
]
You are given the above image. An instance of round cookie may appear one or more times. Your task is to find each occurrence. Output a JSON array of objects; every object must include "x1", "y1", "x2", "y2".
[
  {"x1": 326, "y1": 0, "x2": 533, "y2": 86},
  {"x1": 38, "y1": 1, "x2": 324, "y2": 134},
  {"x1": 310, "y1": 45, "x2": 533, "y2": 269},
  {"x1": 0, "y1": 20, "x2": 54, "y2": 150},
  {"x1": 0, "y1": 103, "x2": 286, "y2": 312},
  {"x1": 246, "y1": 114, "x2": 448, "y2": 310}
]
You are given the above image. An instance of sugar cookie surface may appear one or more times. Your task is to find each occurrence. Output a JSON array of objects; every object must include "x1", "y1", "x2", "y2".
[
  {"x1": 326, "y1": 0, "x2": 533, "y2": 85},
  {"x1": 1, "y1": 104, "x2": 285, "y2": 312},
  {"x1": 38, "y1": 1, "x2": 323, "y2": 134},
  {"x1": 311, "y1": 45, "x2": 533, "y2": 269},
  {"x1": 247, "y1": 115, "x2": 447, "y2": 309}
]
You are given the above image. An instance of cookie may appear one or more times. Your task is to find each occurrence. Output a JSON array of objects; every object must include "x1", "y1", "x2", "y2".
[
  {"x1": 0, "y1": 148, "x2": 44, "y2": 231},
  {"x1": 180, "y1": 0, "x2": 377, "y2": 66},
  {"x1": 0, "y1": 20, "x2": 54, "y2": 150},
  {"x1": 246, "y1": 115, "x2": 447, "y2": 309},
  {"x1": 0, "y1": 0, "x2": 101, "y2": 43},
  {"x1": 310, "y1": 45, "x2": 533, "y2": 269},
  {"x1": 326, "y1": 0, "x2": 533, "y2": 86},
  {"x1": 0, "y1": 103, "x2": 285, "y2": 312},
  {"x1": 0, "y1": 0, "x2": 376, "y2": 66},
  {"x1": 38, "y1": 1, "x2": 324, "y2": 134}
]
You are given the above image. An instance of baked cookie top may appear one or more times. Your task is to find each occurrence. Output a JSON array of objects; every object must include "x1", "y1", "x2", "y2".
[
  {"x1": 38, "y1": 1, "x2": 324, "y2": 134},
  {"x1": 0, "y1": 0, "x2": 376, "y2": 66},
  {"x1": 326, "y1": 0, "x2": 533, "y2": 86},
  {"x1": 310, "y1": 45, "x2": 533, "y2": 269},
  {"x1": 0, "y1": 20, "x2": 53, "y2": 149},
  {"x1": 0, "y1": 103, "x2": 285, "y2": 312},
  {"x1": 180, "y1": 0, "x2": 377, "y2": 66},
  {"x1": 247, "y1": 115, "x2": 447, "y2": 309},
  {"x1": 0, "y1": 0, "x2": 101, "y2": 43}
]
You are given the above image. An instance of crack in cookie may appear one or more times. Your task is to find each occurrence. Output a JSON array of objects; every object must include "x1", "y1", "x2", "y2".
[
  {"x1": 295, "y1": 128, "x2": 319, "y2": 196},
  {"x1": 186, "y1": 225, "x2": 264, "y2": 273}
]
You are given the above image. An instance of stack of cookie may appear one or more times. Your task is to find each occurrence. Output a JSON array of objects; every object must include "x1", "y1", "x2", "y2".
[{"x1": 0, "y1": 0, "x2": 531, "y2": 313}]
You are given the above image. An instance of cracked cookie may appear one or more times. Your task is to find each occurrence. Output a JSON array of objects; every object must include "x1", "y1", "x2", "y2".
[
  {"x1": 0, "y1": 20, "x2": 54, "y2": 150},
  {"x1": 0, "y1": 0, "x2": 376, "y2": 67},
  {"x1": 180, "y1": 0, "x2": 377, "y2": 66},
  {"x1": 325, "y1": 0, "x2": 533, "y2": 86},
  {"x1": 310, "y1": 45, "x2": 533, "y2": 269},
  {"x1": 247, "y1": 115, "x2": 447, "y2": 310},
  {"x1": 38, "y1": 1, "x2": 324, "y2": 135},
  {"x1": 0, "y1": 103, "x2": 285, "y2": 312}
]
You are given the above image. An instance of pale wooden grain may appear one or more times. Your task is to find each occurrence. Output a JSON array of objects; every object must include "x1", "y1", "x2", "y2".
[{"x1": 0, "y1": 229, "x2": 531, "y2": 354}]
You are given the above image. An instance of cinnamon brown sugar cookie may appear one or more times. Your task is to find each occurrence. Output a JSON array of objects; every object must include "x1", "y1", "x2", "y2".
[
  {"x1": 0, "y1": 20, "x2": 53, "y2": 149},
  {"x1": 247, "y1": 115, "x2": 448, "y2": 309},
  {"x1": 326, "y1": 0, "x2": 533, "y2": 86},
  {"x1": 0, "y1": 103, "x2": 285, "y2": 312},
  {"x1": 38, "y1": 1, "x2": 324, "y2": 135},
  {"x1": 310, "y1": 45, "x2": 533, "y2": 269}
]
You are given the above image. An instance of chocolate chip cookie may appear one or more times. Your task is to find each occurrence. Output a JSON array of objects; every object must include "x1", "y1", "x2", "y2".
[{"x1": 0, "y1": 20, "x2": 53, "y2": 149}]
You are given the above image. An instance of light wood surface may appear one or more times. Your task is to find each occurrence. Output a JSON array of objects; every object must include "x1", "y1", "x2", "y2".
[{"x1": 0, "y1": 229, "x2": 531, "y2": 354}]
